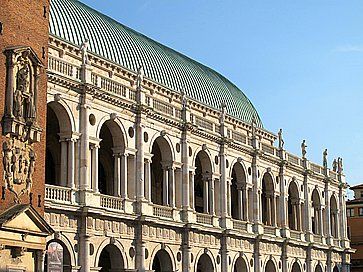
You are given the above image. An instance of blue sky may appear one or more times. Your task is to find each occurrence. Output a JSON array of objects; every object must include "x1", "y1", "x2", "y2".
[{"x1": 80, "y1": 0, "x2": 363, "y2": 190}]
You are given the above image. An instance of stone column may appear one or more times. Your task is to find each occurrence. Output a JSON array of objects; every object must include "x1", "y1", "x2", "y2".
[
  {"x1": 189, "y1": 171, "x2": 195, "y2": 209},
  {"x1": 113, "y1": 153, "x2": 121, "y2": 196},
  {"x1": 168, "y1": 166, "x2": 175, "y2": 207},
  {"x1": 227, "y1": 178, "x2": 232, "y2": 217},
  {"x1": 80, "y1": 235, "x2": 90, "y2": 272},
  {"x1": 121, "y1": 153, "x2": 128, "y2": 199},
  {"x1": 219, "y1": 144, "x2": 228, "y2": 219},
  {"x1": 36, "y1": 250, "x2": 45, "y2": 272},
  {"x1": 91, "y1": 144, "x2": 99, "y2": 193},
  {"x1": 242, "y1": 185, "x2": 248, "y2": 221},
  {"x1": 162, "y1": 166, "x2": 169, "y2": 206},
  {"x1": 60, "y1": 138, "x2": 68, "y2": 186},
  {"x1": 79, "y1": 100, "x2": 91, "y2": 191},
  {"x1": 237, "y1": 185, "x2": 243, "y2": 220},
  {"x1": 203, "y1": 178, "x2": 209, "y2": 213},
  {"x1": 209, "y1": 178, "x2": 215, "y2": 215},
  {"x1": 67, "y1": 138, "x2": 76, "y2": 188},
  {"x1": 144, "y1": 158, "x2": 151, "y2": 201},
  {"x1": 135, "y1": 124, "x2": 145, "y2": 202},
  {"x1": 272, "y1": 194, "x2": 277, "y2": 226},
  {"x1": 319, "y1": 206, "x2": 323, "y2": 235}
]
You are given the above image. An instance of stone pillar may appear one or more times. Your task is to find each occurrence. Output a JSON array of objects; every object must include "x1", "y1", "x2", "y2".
[
  {"x1": 113, "y1": 153, "x2": 121, "y2": 196},
  {"x1": 237, "y1": 186, "x2": 243, "y2": 220},
  {"x1": 144, "y1": 158, "x2": 151, "y2": 201},
  {"x1": 79, "y1": 100, "x2": 91, "y2": 191},
  {"x1": 209, "y1": 178, "x2": 215, "y2": 215},
  {"x1": 227, "y1": 178, "x2": 232, "y2": 217},
  {"x1": 135, "y1": 124, "x2": 145, "y2": 202},
  {"x1": 67, "y1": 138, "x2": 76, "y2": 188},
  {"x1": 319, "y1": 206, "x2": 323, "y2": 235},
  {"x1": 162, "y1": 166, "x2": 169, "y2": 206},
  {"x1": 272, "y1": 194, "x2": 277, "y2": 226},
  {"x1": 325, "y1": 188, "x2": 331, "y2": 239},
  {"x1": 168, "y1": 166, "x2": 175, "y2": 207},
  {"x1": 190, "y1": 171, "x2": 195, "y2": 210},
  {"x1": 266, "y1": 195, "x2": 271, "y2": 225},
  {"x1": 219, "y1": 144, "x2": 228, "y2": 219},
  {"x1": 279, "y1": 164, "x2": 288, "y2": 230},
  {"x1": 91, "y1": 144, "x2": 99, "y2": 193},
  {"x1": 121, "y1": 154, "x2": 129, "y2": 199},
  {"x1": 36, "y1": 250, "x2": 45, "y2": 272},
  {"x1": 203, "y1": 178, "x2": 209, "y2": 213},
  {"x1": 80, "y1": 235, "x2": 90, "y2": 272},
  {"x1": 60, "y1": 139, "x2": 68, "y2": 186}
]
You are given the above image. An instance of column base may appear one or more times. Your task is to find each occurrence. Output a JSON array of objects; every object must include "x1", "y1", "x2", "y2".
[
  {"x1": 253, "y1": 222, "x2": 264, "y2": 234},
  {"x1": 181, "y1": 208, "x2": 196, "y2": 223},
  {"x1": 281, "y1": 227, "x2": 290, "y2": 238}
]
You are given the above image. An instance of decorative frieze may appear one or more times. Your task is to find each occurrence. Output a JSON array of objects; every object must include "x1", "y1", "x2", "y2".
[
  {"x1": 286, "y1": 245, "x2": 306, "y2": 258},
  {"x1": 311, "y1": 249, "x2": 327, "y2": 261},
  {"x1": 227, "y1": 237, "x2": 254, "y2": 252},
  {"x1": 44, "y1": 212, "x2": 77, "y2": 229},
  {"x1": 260, "y1": 242, "x2": 281, "y2": 255}
]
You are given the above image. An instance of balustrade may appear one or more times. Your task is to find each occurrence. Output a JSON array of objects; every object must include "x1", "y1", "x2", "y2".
[{"x1": 45, "y1": 184, "x2": 72, "y2": 203}]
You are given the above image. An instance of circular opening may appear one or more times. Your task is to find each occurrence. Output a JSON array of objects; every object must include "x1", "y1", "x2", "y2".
[
  {"x1": 217, "y1": 255, "x2": 220, "y2": 264},
  {"x1": 250, "y1": 259, "x2": 253, "y2": 267},
  {"x1": 89, "y1": 114, "x2": 96, "y2": 126},
  {"x1": 89, "y1": 243, "x2": 94, "y2": 255},
  {"x1": 129, "y1": 247, "x2": 135, "y2": 258},
  {"x1": 177, "y1": 252, "x2": 182, "y2": 262},
  {"x1": 215, "y1": 156, "x2": 219, "y2": 165},
  {"x1": 145, "y1": 248, "x2": 149, "y2": 259},
  {"x1": 248, "y1": 167, "x2": 252, "y2": 175},
  {"x1": 226, "y1": 159, "x2": 229, "y2": 168},
  {"x1": 128, "y1": 127, "x2": 134, "y2": 138},
  {"x1": 176, "y1": 143, "x2": 181, "y2": 153},
  {"x1": 189, "y1": 147, "x2": 192, "y2": 157},
  {"x1": 144, "y1": 132, "x2": 148, "y2": 142}
]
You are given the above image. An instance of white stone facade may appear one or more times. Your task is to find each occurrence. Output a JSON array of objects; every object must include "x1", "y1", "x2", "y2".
[{"x1": 44, "y1": 36, "x2": 351, "y2": 272}]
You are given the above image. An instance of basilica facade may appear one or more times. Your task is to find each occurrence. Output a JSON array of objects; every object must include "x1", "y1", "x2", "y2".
[{"x1": 38, "y1": 0, "x2": 354, "y2": 272}]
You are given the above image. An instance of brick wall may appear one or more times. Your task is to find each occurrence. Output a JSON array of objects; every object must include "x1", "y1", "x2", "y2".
[{"x1": 0, "y1": 0, "x2": 50, "y2": 214}]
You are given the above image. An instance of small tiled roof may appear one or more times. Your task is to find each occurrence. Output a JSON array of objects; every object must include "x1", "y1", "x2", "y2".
[{"x1": 49, "y1": 0, "x2": 263, "y2": 127}]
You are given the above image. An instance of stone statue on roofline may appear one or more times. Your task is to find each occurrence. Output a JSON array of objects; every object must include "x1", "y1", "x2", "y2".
[
  {"x1": 181, "y1": 88, "x2": 187, "y2": 109},
  {"x1": 323, "y1": 149, "x2": 328, "y2": 169},
  {"x1": 80, "y1": 39, "x2": 90, "y2": 65},
  {"x1": 278, "y1": 129, "x2": 284, "y2": 150},
  {"x1": 136, "y1": 66, "x2": 144, "y2": 90},
  {"x1": 301, "y1": 140, "x2": 307, "y2": 159},
  {"x1": 251, "y1": 115, "x2": 257, "y2": 138},
  {"x1": 220, "y1": 102, "x2": 227, "y2": 123},
  {"x1": 337, "y1": 157, "x2": 343, "y2": 174},
  {"x1": 332, "y1": 159, "x2": 337, "y2": 172}
]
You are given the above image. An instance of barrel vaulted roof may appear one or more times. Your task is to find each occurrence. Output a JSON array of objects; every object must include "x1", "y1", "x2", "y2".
[{"x1": 50, "y1": 0, "x2": 263, "y2": 127}]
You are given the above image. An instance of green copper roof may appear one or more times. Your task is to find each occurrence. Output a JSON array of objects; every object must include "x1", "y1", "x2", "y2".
[{"x1": 49, "y1": 0, "x2": 263, "y2": 127}]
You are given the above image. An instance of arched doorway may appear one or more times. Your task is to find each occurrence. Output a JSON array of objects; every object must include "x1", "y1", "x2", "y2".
[
  {"x1": 44, "y1": 240, "x2": 71, "y2": 272},
  {"x1": 330, "y1": 195, "x2": 338, "y2": 237},
  {"x1": 311, "y1": 189, "x2": 322, "y2": 235},
  {"x1": 314, "y1": 263, "x2": 323, "y2": 272},
  {"x1": 234, "y1": 257, "x2": 248, "y2": 272},
  {"x1": 194, "y1": 151, "x2": 213, "y2": 214},
  {"x1": 98, "y1": 120, "x2": 125, "y2": 196},
  {"x1": 151, "y1": 137, "x2": 173, "y2": 206},
  {"x1": 333, "y1": 265, "x2": 339, "y2": 272},
  {"x1": 98, "y1": 244, "x2": 124, "y2": 272},
  {"x1": 288, "y1": 181, "x2": 300, "y2": 230},
  {"x1": 291, "y1": 261, "x2": 301, "y2": 272},
  {"x1": 265, "y1": 260, "x2": 276, "y2": 272},
  {"x1": 196, "y1": 253, "x2": 214, "y2": 272},
  {"x1": 231, "y1": 163, "x2": 247, "y2": 220},
  {"x1": 261, "y1": 173, "x2": 275, "y2": 225},
  {"x1": 151, "y1": 249, "x2": 173, "y2": 272},
  {"x1": 46, "y1": 102, "x2": 73, "y2": 187}
]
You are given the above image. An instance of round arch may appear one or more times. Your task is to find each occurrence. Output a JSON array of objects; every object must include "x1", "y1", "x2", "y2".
[
  {"x1": 192, "y1": 147, "x2": 215, "y2": 174},
  {"x1": 288, "y1": 179, "x2": 300, "y2": 230},
  {"x1": 94, "y1": 238, "x2": 128, "y2": 270},
  {"x1": 311, "y1": 188, "x2": 322, "y2": 235},
  {"x1": 291, "y1": 261, "x2": 302, "y2": 272},
  {"x1": 194, "y1": 150, "x2": 213, "y2": 213},
  {"x1": 194, "y1": 250, "x2": 216, "y2": 272},
  {"x1": 230, "y1": 162, "x2": 247, "y2": 220},
  {"x1": 149, "y1": 132, "x2": 176, "y2": 161},
  {"x1": 233, "y1": 256, "x2": 249, "y2": 272},
  {"x1": 96, "y1": 115, "x2": 128, "y2": 150},
  {"x1": 314, "y1": 263, "x2": 323, "y2": 272},
  {"x1": 148, "y1": 244, "x2": 176, "y2": 272},
  {"x1": 47, "y1": 100, "x2": 75, "y2": 133},
  {"x1": 333, "y1": 265, "x2": 339, "y2": 272},
  {"x1": 228, "y1": 158, "x2": 248, "y2": 181},
  {"x1": 261, "y1": 172, "x2": 275, "y2": 226},
  {"x1": 46, "y1": 234, "x2": 76, "y2": 268},
  {"x1": 264, "y1": 259, "x2": 277, "y2": 272},
  {"x1": 45, "y1": 240, "x2": 72, "y2": 272},
  {"x1": 330, "y1": 194, "x2": 339, "y2": 237}
]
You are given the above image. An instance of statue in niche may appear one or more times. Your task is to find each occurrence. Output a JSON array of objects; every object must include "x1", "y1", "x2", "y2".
[
  {"x1": 301, "y1": 140, "x2": 307, "y2": 159},
  {"x1": 278, "y1": 129, "x2": 284, "y2": 150},
  {"x1": 80, "y1": 39, "x2": 90, "y2": 65},
  {"x1": 323, "y1": 149, "x2": 328, "y2": 169}
]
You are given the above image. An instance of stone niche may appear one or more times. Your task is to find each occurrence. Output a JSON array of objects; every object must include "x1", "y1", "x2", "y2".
[
  {"x1": 2, "y1": 46, "x2": 43, "y2": 143},
  {"x1": 1, "y1": 46, "x2": 43, "y2": 202}
]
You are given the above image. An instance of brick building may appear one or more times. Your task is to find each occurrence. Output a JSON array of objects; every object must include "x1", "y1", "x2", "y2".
[
  {"x1": 347, "y1": 184, "x2": 363, "y2": 272},
  {"x1": 0, "y1": 0, "x2": 53, "y2": 271}
]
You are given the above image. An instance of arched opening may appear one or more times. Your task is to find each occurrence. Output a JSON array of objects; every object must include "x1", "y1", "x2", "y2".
[
  {"x1": 330, "y1": 195, "x2": 338, "y2": 238},
  {"x1": 261, "y1": 173, "x2": 275, "y2": 226},
  {"x1": 288, "y1": 181, "x2": 300, "y2": 231},
  {"x1": 291, "y1": 262, "x2": 301, "y2": 272},
  {"x1": 234, "y1": 257, "x2": 248, "y2": 272},
  {"x1": 194, "y1": 151, "x2": 213, "y2": 214},
  {"x1": 45, "y1": 102, "x2": 72, "y2": 187},
  {"x1": 98, "y1": 120, "x2": 125, "y2": 196},
  {"x1": 151, "y1": 249, "x2": 173, "y2": 272},
  {"x1": 151, "y1": 137, "x2": 173, "y2": 206},
  {"x1": 196, "y1": 253, "x2": 214, "y2": 272},
  {"x1": 265, "y1": 260, "x2": 276, "y2": 272},
  {"x1": 98, "y1": 244, "x2": 124, "y2": 272},
  {"x1": 44, "y1": 240, "x2": 71, "y2": 272},
  {"x1": 311, "y1": 189, "x2": 322, "y2": 235},
  {"x1": 333, "y1": 266, "x2": 339, "y2": 272},
  {"x1": 314, "y1": 264, "x2": 323, "y2": 272},
  {"x1": 231, "y1": 163, "x2": 247, "y2": 220}
]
